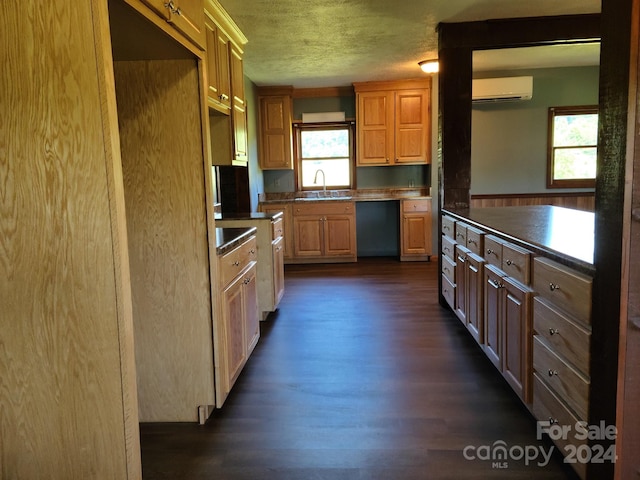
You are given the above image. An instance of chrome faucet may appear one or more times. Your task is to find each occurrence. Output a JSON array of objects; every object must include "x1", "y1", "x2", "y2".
[{"x1": 313, "y1": 169, "x2": 326, "y2": 193}]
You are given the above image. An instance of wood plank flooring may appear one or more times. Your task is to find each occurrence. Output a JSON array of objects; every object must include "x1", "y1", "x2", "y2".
[{"x1": 140, "y1": 258, "x2": 578, "y2": 479}]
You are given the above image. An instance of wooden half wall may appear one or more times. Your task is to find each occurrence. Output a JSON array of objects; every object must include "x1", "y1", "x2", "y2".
[{"x1": 470, "y1": 192, "x2": 595, "y2": 211}]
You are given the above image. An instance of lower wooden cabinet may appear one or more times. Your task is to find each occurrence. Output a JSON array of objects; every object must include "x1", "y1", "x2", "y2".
[
  {"x1": 291, "y1": 201, "x2": 357, "y2": 262},
  {"x1": 400, "y1": 198, "x2": 432, "y2": 261},
  {"x1": 483, "y1": 264, "x2": 533, "y2": 403},
  {"x1": 214, "y1": 235, "x2": 258, "y2": 407},
  {"x1": 260, "y1": 203, "x2": 293, "y2": 259}
]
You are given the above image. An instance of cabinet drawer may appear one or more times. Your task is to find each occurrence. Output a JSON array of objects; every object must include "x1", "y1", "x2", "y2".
[
  {"x1": 532, "y1": 374, "x2": 587, "y2": 479},
  {"x1": 454, "y1": 222, "x2": 468, "y2": 245},
  {"x1": 484, "y1": 235, "x2": 503, "y2": 268},
  {"x1": 220, "y1": 236, "x2": 257, "y2": 287},
  {"x1": 441, "y1": 234, "x2": 456, "y2": 260},
  {"x1": 293, "y1": 201, "x2": 354, "y2": 216},
  {"x1": 402, "y1": 198, "x2": 430, "y2": 213},
  {"x1": 441, "y1": 253, "x2": 456, "y2": 284},
  {"x1": 533, "y1": 297, "x2": 590, "y2": 375},
  {"x1": 502, "y1": 242, "x2": 531, "y2": 285},
  {"x1": 442, "y1": 274, "x2": 455, "y2": 310},
  {"x1": 441, "y1": 215, "x2": 455, "y2": 238},
  {"x1": 465, "y1": 225, "x2": 484, "y2": 255},
  {"x1": 272, "y1": 217, "x2": 284, "y2": 240},
  {"x1": 533, "y1": 257, "x2": 592, "y2": 324},
  {"x1": 533, "y1": 336, "x2": 589, "y2": 421}
]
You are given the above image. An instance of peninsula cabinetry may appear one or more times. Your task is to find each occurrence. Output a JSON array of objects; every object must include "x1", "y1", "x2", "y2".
[
  {"x1": 258, "y1": 87, "x2": 294, "y2": 170},
  {"x1": 260, "y1": 203, "x2": 293, "y2": 259},
  {"x1": 353, "y1": 79, "x2": 431, "y2": 166},
  {"x1": 215, "y1": 234, "x2": 259, "y2": 407},
  {"x1": 292, "y1": 201, "x2": 357, "y2": 262},
  {"x1": 532, "y1": 257, "x2": 592, "y2": 479},
  {"x1": 400, "y1": 198, "x2": 432, "y2": 261}
]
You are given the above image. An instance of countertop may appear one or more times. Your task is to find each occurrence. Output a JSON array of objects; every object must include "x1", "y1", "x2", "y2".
[
  {"x1": 258, "y1": 188, "x2": 431, "y2": 204},
  {"x1": 215, "y1": 226, "x2": 257, "y2": 256},
  {"x1": 215, "y1": 211, "x2": 283, "y2": 221},
  {"x1": 443, "y1": 205, "x2": 594, "y2": 273}
]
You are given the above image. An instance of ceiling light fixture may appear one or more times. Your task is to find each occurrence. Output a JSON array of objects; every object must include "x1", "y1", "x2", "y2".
[{"x1": 419, "y1": 59, "x2": 439, "y2": 74}]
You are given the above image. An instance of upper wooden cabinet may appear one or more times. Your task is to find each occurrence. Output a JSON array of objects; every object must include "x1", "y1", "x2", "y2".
[
  {"x1": 135, "y1": 0, "x2": 205, "y2": 49},
  {"x1": 205, "y1": 16, "x2": 231, "y2": 112},
  {"x1": 258, "y1": 87, "x2": 294, "y2": 170},
  {"x1": 204, "y1": 0, "x2": 248, "y2": 166},
  {"x1": 354, "y1": 79, "x2": 431, "y2": 166}
]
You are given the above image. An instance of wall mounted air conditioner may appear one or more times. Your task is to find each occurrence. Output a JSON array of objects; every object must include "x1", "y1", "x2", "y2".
[{"x1": 472, "y1": 76, "x2": 533, "y2": 103}]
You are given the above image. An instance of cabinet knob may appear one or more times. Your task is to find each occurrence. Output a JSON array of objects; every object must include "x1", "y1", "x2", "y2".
[
  {"x1": 250, "y1": 249, "x2": 256, "y2": 254},
  {"x1": 243, "y1": 277, "x2": 251, "y2": 285},
  {"x1": 549, "y1": 283, "x2": 561, "y2": 292},
  {"x1": 548, "y1": 417, "x2": 559, "y2": 425},
  {"x1": 486, "y1": 248, "x2": 493, "y2": 255},
  {"x1": 506, "y1": 259, "x2": 513, "y2": 266},
  {"x1": 233, "y1": 260, "x2": 240, "y2": 266},
  {"x1": 548, "y1": 369, "x2": 558, "y2": 377},
  {"x1": 549, "y1": 328, "x2": 559, "y2": 336}
]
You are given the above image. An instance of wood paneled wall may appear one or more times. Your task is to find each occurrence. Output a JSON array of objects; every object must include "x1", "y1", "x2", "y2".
[{"x1": 470, "y1": 192, "x2": 595, "y2": 211}]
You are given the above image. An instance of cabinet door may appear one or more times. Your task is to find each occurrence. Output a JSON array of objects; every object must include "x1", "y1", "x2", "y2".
[
  {"x1": 261, "y1": 204, "x2": 292, "y2": 259},
  {"x1": 395, "y1": 90, "x2": 429, "y2": 164},
  {"x1": 272, "y1": 236, "x2": 285, "y2": 306},
  {"x1": 483, "y1": 266, "x2": 504, "y2": 370},
  {"x1": 293, "y1": 216, "x2": 323, "y2": 257},
  {"x1": 229, "y1": 44, "x2": 247, "y2": 163},
  {"x1": 166, "y1": 0, "x2": 205, "y2": 50},
  {"x1": 402, "y1": 213, "x2": 429, "y2": 255},
  {"x1": 259, "y1": 95, "x2": 293, "y2": 169},
  {"x1": 454, "y1": 245, "x2": 468, "y2": 325},
  {"x1": 466, "y1": 253, "x2": 484, "y2": 344},
  {"x1": 324, "y1": 215, "x2": 356, "y2": 256},
  {"x1": 205, "y1": 20, "x2": 231, "y2": 112},
  {"x1": 503, "y1": 277, "x2": 533, "y2": 403},
  {"x1": 243, "y1": 263, "x2": 259, "y2": 356},
  {"x1": 356, "y1": 91, "x2": 394, "y2": 165},
  {"x1": 221, "y1": 274, "x2": 246, "y2": 397}
]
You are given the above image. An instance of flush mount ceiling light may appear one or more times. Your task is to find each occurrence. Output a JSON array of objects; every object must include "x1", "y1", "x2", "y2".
[{"x1": 419, "y1": 59, "x2": 439, "y2": 74}]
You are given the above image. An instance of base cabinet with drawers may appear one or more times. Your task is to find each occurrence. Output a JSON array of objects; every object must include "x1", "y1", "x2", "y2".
[
  {"x1": 400, "y1": 198, "x2": 432, "y2": 261},
  {"x1": 441, "y1": 211, "x2": 594, "y2": 479},
  {"x1": 216, "y1": 214, "x2": 286, "y2": 320},
  {"x1": 215, "y1": 234, "x2": 259, "y2": 408}
]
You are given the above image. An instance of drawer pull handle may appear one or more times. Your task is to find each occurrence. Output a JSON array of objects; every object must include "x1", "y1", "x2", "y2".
[
  {"x1": 243, "y1": 278, "x2": 251, "y2": 285},
  {"x1": 506, "y1": 259, "x2": 513, "y2": 266},
  {"x1": 457, "y1": 233, "x2": 464, "y2": 239},
  {"x1": 549, "y1": 328, "x2": 559, "y2": 336},
  {"x1": 490, "y1": 279, "x2": 504, "y2": 288},
  {"x1": 444, "y1": 267, "x2": 450, "y2": 274},
  {"x1": 457, "y1": 255, "x2": 466, "y2": 263},
  {"x1": 443, "y1": 246, "x2": 450, "y2": 253},
  {"x1": 486, "y1": 248, "x2": 493, "y2": 255},
  {"x1": 233, "y1": 261, "x2": 240, "y2": 266},
  {"x1": 443, "y1": 225, "x2": 450, "y2": 231},
  {"x1": 548, "y1": 417, "x2": 559, "y2": 425},
  {"x1": 549, "y1": 283, "x2": 561, "y2": 292},
  {"x1": 548, "y1": 369, "x2": 558, "y2": 377},
  {"x1": 468, "y1": 239, "x2": 477, "y2": 246}
]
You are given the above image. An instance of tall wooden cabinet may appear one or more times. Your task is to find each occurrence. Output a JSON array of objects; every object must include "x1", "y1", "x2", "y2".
[
  {"x1": 258, "y1": 86, "x2": 295, "y2": 170},
  {"x1": 353, "y1": 79, "x2": 431, "y2": 166}
]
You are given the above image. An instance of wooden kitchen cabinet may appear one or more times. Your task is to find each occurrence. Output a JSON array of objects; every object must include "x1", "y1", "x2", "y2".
[
  {"x1": 260, "y1": 203, "x2": 293, "y2": 259},
  {"x1": 205, "y1": 15, "x2": 231, "y2": 113},
  {"x1": 258, "y1": 87, "x2": 294, "y2": 170},
  {"x1": 292, "y1": 201, "x2": 357, "y2": 262},
  {"x1": 215, "y1": 235, "x2": 259, "y2": 406},
  {"x1": 354, "y1": 79, "x2": 431, "y2": 166},
  {"x1": 400, "y1": 198, "x2": 432, "y2": 260},
  {"x1": 133, "y1": 0, "x2": 205, "y2": 49},
  {"x1": 205, "y1": 0, "x2": 248, "y2": 166},
  {"x1": 483, "y1": 264, "x2": 533, "y2": 403}
]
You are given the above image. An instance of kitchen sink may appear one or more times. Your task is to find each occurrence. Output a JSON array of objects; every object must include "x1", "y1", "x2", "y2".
[{"x1": 294, "y1": 196, "x2": 352, "y2": 201}]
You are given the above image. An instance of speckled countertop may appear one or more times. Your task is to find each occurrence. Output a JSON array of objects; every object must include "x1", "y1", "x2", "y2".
[
  {"x1": 215, "y1": 227, "x2": 257, "y2": 256},
  {"x1": 215, "y1": 211, "x2": 283, "y2": 221},
  {"x1": 258, "y1": 187, "x2": 431, "y2": 204},
  {"x1": 443, "y1": 205, "x2": 594, "y2": 273}
]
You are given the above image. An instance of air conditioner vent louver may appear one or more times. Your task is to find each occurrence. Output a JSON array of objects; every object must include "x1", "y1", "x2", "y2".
[{"x1": 472, "y1": 76, "x2": 533, "y2": 103}]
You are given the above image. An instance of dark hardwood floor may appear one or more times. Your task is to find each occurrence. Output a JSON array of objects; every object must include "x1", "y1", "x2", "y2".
[{"x1": 140, "y1": 258, "x2": 578, "y2": 479}]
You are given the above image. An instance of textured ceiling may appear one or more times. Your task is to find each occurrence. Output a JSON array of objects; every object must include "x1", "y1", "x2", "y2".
[{"x1": 217, "y1": 0, "x2": 601, "y2": 88}]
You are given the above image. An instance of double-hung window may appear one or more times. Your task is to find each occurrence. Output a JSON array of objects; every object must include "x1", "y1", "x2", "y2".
[
  {"x1": 294, "y1": 122, "x2": 354, "y2": 190},
  {"x1": 547, "y1": 105, "x2": 598, "y2": 188}
]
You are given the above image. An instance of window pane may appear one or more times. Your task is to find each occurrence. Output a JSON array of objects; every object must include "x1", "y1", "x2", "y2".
[
  {"x1": 301, "y1": 159, "x2": 350, "y2": 188},
  {"x1": 553, "y1": 114, "x2": 598, "y2": 147},
  {"x1": 553, "y1": 147, "x2": 597, "y2": 180},
  {"x1": 300, "y1": 129, "x2": 349, "y2": 159}
]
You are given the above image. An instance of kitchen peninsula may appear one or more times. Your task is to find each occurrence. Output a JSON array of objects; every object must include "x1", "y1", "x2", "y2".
[{"x1": 441, "y1": 205, "x2": 594, "y2": 479}]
